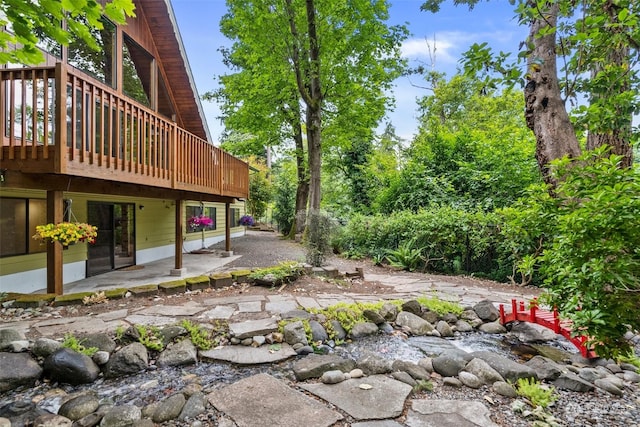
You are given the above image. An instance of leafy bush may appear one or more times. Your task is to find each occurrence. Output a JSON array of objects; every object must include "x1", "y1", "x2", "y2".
[
  {"x1": 62, "y1": 333, "x2": 99, "y2": 357},
  {"x1": 386, "y1": 239, "x2": 424, "y2": 271},
  {"x1": 516, "y1": 378, "x2": 558, "y2": 408},
  {"x1": 504, "y1": 148, "x2": 640, "y2": 358}
]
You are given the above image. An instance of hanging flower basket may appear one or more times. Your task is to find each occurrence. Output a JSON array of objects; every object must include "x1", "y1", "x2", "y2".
[
  {"x1": 33, "y1": 222, "x2": 98, "y2": 246},
  {"x1": 188, "y1": 215, "x2": 213, "y2": 231},
  {"x1": 239, "y1": 215, "x2": 255, "y2": 226}
]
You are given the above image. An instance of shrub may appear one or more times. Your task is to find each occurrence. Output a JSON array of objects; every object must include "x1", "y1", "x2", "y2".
[
  {"x1": 516, "y1": 378, "x2": 558, "y2": 408},
  {"x1": 62, "y1": 333, "x2": 99, "y2": 357},
  {"x1": 303, "y1": 210, "x2": 335, "y2": 267}
]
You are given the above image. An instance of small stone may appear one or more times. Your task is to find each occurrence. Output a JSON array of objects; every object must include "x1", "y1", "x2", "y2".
[
  {"x1": 241, "y1": 338, "x2": 253, "y2": 346},
  {"x1": 458, "y1": 371, "x2": 482, "y2": 389},
  {"x1": 443, "y1": 377, "x2": 463, "y2": 387},
  {"x1": 493, "y1": 381, "x2": 518, "y2": 398},
  {"x1": 359, "y1": 383, "x2": 373, "y2": 390},
  {"x1": 391, "y1": 371, "x2": 417, "y2": 387},
  {"x1": 349, "y1": 368, "x2": 364, "y2": 378},
  {"x1": 296, "y1": 345, "x2": 315, "y2": 355},
  {"x1": 252, "y1": 336, "x2": 266, "y2": 347},
  {"x1": 321, "y1": 370, "x2": 346, "y2": 384}
]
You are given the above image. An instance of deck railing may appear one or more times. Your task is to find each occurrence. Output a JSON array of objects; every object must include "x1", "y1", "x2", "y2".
[{"x1": 0, "y1": 64, "x2": 248, "y2": 199}]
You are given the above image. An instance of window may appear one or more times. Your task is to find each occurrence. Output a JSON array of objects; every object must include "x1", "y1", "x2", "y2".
[
  {"x1": 186, "y1": 205, "x2": 216, "y2": 233},
  {"x1": 122, "y1": 36, "x2": 152, "y2": 107},
  {"x1": 68, "y1": 17, "x2": 116, "y2": 87},
  {"x1": 0, "y1": 198, "x2": 47, "y2": 257},
  {"x1": 230, "y1": 208, "x2": 241, "y2": 227}
]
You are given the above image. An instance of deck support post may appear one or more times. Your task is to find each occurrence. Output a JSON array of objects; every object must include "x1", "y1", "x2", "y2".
[
  {"x1": 222, "y1": 202, "x2": 232, "y2": 256},
  {"x1": 46, "y1": 190, "x2": 63, "y2": 295},
  {"x1": 171, "y1": 199, "x2": 185, "y2": 276}
]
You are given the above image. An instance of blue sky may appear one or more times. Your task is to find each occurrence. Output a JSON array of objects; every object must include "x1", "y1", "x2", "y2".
[{"x1": 171, "y1": 0, "x2": 524, "y2": 143}]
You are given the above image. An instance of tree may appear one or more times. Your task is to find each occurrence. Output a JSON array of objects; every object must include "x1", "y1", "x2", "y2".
[
  {"x1": 421, "y1": 0, "x2": 639, "y2": 184},
  {"x1": 0, "y1": 0, "x2": 135, "y2": 65},
  {"x1": 247, "y1": 161, "x2": 273, "y2": 221},
  {"x1": 215, "y1": 0, "x2": 408, "y2": 219}
]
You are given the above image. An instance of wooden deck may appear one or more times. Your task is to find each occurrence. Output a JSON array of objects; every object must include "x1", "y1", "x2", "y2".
[{"x1": 0, "y1": 65, "x2": 248, "y2": 200}]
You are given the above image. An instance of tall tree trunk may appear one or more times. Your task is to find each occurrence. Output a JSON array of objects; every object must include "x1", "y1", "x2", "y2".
[
  {"x1": 288, "y1": 120, "x2": 309, "y2": 238},
  {"x1": 305, "y1": 0, "x2": 322, "y2": 211},
  {"x1": 524, "y1": 2, "x2": 581, "y2": 186},
  {"x1": 585, "y1": 1, "x2": 633, "y2": 167}
]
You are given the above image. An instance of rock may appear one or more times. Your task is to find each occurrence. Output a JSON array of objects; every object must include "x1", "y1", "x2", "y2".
[
  {"x1": 493, "y1": 381, "x2": 518, "y2": 397},
  {"x1": 395, "y1": 312, "x2": 434, "y2": 335},
  {"x1": 391, "y1": 371, "x2": 417, "y2": 386},
  {"x1": 252, "y1": 335, "x2": 266, "y2": 347},
  {"x1": 0, "y1": 353, "x2": 43, "y2": 392},
  {"x1": 103, "y1": 342, "x2": 148, "y2": 378},
  {"x1": 31, "y1": 338, "x2": 63, "y2": 358},
  {"x1": 58, "y1": 392, "x2": 100, "y2": 421},
  {"x1": 157, "y1": 339, "x2": 197, "y2": 368},
  {"x1": 293, "y1": 354, "x2": 356, "y2": 381},
  {"x1": 362, "y1": 309, "x2": 386, "y2": 325},
  {"x1": 435, "y1": 320, "x2": 454, "y2": 337},
  {"x1": 309, "y1": 320, "x2": 328, "y2": 342},
  {"x1": 623, "y1": 370, "x2": 640, "y2": 383},
  {"x1": 0, "y1": 400, "x2": 49, "y2": 426},
  {"x1": 0, "y1": 329, "x2": 25, "y2": 350},
  {"x1": 578, "y1": 367, "x2": 605, "y2": 383},
  {"x1": 455, "y1": 320, "x2": 474, "y2": 332},
  {"x1": 321, "y1": 370, "x2": 347, "y2": 384},
  {"x1": 80, "y1": 333, "x2": 117, "y2": 353},
  {"x1": 33, "y1": 414, "x2": 72, "y2": 426},
  {"x1": 432, "y1": 349, "x2": 473, "y2": 377},
  {"x1": 379, "y1": 303, "x2": 399, "y2": 322},
  {"x1": 44, "y1": 348, "x2": 100, "y2": 385},
  {"x1": 283, "y1": 321, "x2": 308, "y2": 346},
  {"x1": 229, "y1": 318, "x2": 278, "y2": 340},
  {"x1": 350, "y1": 322, "x2": 379, "y2": 338},
  {"x1": 349, "y1": 368, "x2": 364, "y2": 378},
  {"x1": 407, "y1": 399, "x2": 498, "y2": 427},
  {"x1": 420, "y1": 309, "x2": 439, "y2": 325},
  {"x1": 401, "y1": 300, "x2": 422, "y2": 316},
  {"x1": 461, "y1": 309, "x2": 483, "y2": 325},
  {"x1": 509, "y1": 322, "x2": 558, "y2": 342},
  {"x1": 201, "y1": 342, "x2": 297, "y2": 364},
  {"x1": 471, "y1": 351, "x2": 537, "y2": 383},
  {"x1": 7, "y1": 340, "x2": 29, "y2": 352},
  {"x1": 356, "y1": 351, "x2": 392, "y2": 375},
  {"x1": 477, "y1": 321, "x2": 507, "y2": 334},
  {"x1": 525, "y1": 356, "x2": 563, "y2": 381},
  {"x1": 473, "y1": 300, "x2": 500, "y2": 322},
  {"x1": 458, "y1": 371, "x2": 482, "y2": 389},
  {"x1": 594, "y1": 378, "x2": 623, "y2": 396},
  {"x1": 379, "y1": 322, "x2": 394, "y2": 334},
  {"x1": 464, "y1": 358, "x2": 504, "y2": 384},
  {"x1": 99, "y1": 405, "x2": 142, "y2": 426},
  {"x1": 73, "y1": 412, "x2": 102, "y2": 427},
  {"x1": 178, "y1": 392, "x2": 207, "y2": 421},
  {"x1": 329, "y1": 320, "x2": 347, "y2": 340},
  {"x1": 152, "y1": 393, "x2": 186, "y2": 423},
  {"x1": 92, "y1": 351, "x2": 110, "y2": 365},
  {"x1": 605, "y1": 363, "x2": 622, "y2": 374},
  {"x1": 417, "y1": 357, "x2": 433, "y2": 373},
  {"x1": 158, "y1": 325, "x2": 187, "y2": 343},
  {"x1": 296, "y1": 345, "x2": 315, "y2": 355},
  {"x1": 553, "y1": 372, "x2": 595, "y2": 392},
  {"x1": 443, "y1": 377, "x2": 463, "y2": 387},
  {"x1": 392, "y1": 360, "x2": 430, "y2": 380}
]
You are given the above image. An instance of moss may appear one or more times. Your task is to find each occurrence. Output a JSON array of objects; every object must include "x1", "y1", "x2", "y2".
[
  {"x1": 54, "y1": 292, "x2": 94, "y2": 306},
  {"x1": 128, "y1": 284, "x2": 159, "y2": 296},
  {"x1": 210, "y1": 272, "x2": 232, "y2": 280},
  {"x1": 158, "y1": 280, "x2": 186, "y2": 294},
  {"x1": 1, "y1": 292, "x2": 25, "y2": 303},
  {"x1": 186, "y1": 275, "x2": 210, "y2": 291},
  {"x1": 104, "y1": 288, "x2": 128, "y2": 299},
  {"x1": 231, "y1": 270, "x2": 252, "y2": 283},
  {"x1": 14, "y1": 293, "x2": 56, "y2": 308},
  {"x1": 210, "y1": 272, "x2": 233, "y2": 289}
]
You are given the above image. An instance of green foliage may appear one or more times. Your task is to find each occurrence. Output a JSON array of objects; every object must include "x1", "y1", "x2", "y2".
[
  {"x1": 180, "y1": 320, "x2": 215, "y2": 351},
  {"x1": 114, "y1": 325, "x2": 125, "y2": 342},
  {"x1": 303, "y1": 210, "x2": 335, "y2": 267},
  {"x1": 618, "y1": 353, "x2": 640, "y2": 371},
  {"x1": 135, "y1": 325, "x2": 164, "y2": 352},
  {"x1": 506, "y1": 147, "x2": 640, "y2": 358},
  {"x1": 337, "y1": 207, "x2": 510, "y2": 280},
  {"x1": 61, "y1": 333, "x2": 98, "y2": 357},
  {"x1": 386, "y1": 239, "x2": 424, "y2": 271},
  {"x1": 249, "y1": 262, "x2": 301, "y2": 282},
  {"x1": 309, "y1": 300, "x2": 403, "y2": 336},
  {"x1": 515, "y1": 378, "x2": 558, "y2": 409},
  {"x1": 247, "y1": 164, "x2": 272, "y2": 220},
  {"x1": 272, "y1": 161, "x2": 297, "y2": 236},
  {"x1": 0, "y1": 0, "x2": 135, "y2": 65},
  {"x1": 413, "y1": 379, "x2": 434, "y2": 393},
  {"x1": 415, "y1": 295, "x2": 464, "y2": 316}
]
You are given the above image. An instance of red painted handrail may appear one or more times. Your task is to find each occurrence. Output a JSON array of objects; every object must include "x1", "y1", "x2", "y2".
[{"x1": 499, "y1": 298, "x2": 597, "y2": 358}]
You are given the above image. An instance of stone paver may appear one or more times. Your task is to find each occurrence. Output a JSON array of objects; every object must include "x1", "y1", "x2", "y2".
[
  {"x1": 236, "y1": 301, "x2": 262, "y2": 312},
  {"x1": 202, "y1": 295, "x2": 265, "y2": 305},
  {"x1": 295, "y1": 296, "x2": 321, "y2": 310},
  {"x1": 264, "y1": 300, "x2": 299, "y2": 313},
  {"x1": 405, "y1": 399, "x2": 498, "y2": 427},
  {"x1": 198, "y1": 306, "x2": 236, "y2": 320},
  {"x1": 352, "y1": 422, "x2": 404, "y2": 427},
  {"x1": 123, "y1": 314, "x2": 178, "y2": 327},
  {"x1": 135, "y1": 304, "x2": 204, "y2": 316},
  {"x1": 228, "y1": 318, "x2": 278, "y2": 339},
  {"x1": 32, "y1": 317, "x2": 124, "y2": 336},
  {"x1": 299, "y1": 375, "x2": 412, "y2": 420},
  {"x1": 200, "y1": 343, "x2": 297, "y2": 364},
  {"x1": 207, "y1": 373, "x2": 343, "y2": 427}
]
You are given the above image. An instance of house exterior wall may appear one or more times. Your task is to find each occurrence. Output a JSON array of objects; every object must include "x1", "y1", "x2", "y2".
[{"x1": 0, "y1": 188, "x2": 245, "y2": 293}]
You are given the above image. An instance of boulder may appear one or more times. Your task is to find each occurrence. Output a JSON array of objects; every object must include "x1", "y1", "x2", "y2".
[
  {"x1": 292, "y1": 354, "x2": 355, "y2": 381},
  {"x1": 0, "y1": 353, "x2": 42, "y2": 392},
  {"x1": 464, "y1": 358, "x2": 504, "y2": 384},
  {"x1": 470, "y1": 351, "x2": 537, "y2": 383},
  {"x1": 350, "y1": 322, "x2": 379, "y2": 338},
  {"x1": 44, "y1": 348, "x2": 100, "y2": 385},
  {"x1": 395, "y1": 312, "x2": 434, "y2": 335},
  {"x1": 103, "y1": 342, "x2": 148, "y2": 378},
  {"x1": 283, "y1": 321, "x2": 308, "y2": 346},
  {"x1": 473, "y1": 300, "x2": 499, "y2": 322},
  {"x1": 156, "y1": 339, "x2": 198, "y2": 368}
]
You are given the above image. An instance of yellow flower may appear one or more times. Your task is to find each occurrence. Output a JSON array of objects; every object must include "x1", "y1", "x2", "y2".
[{"x1": 33, "y1": 222, "x2": 98, "y2": 245}]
